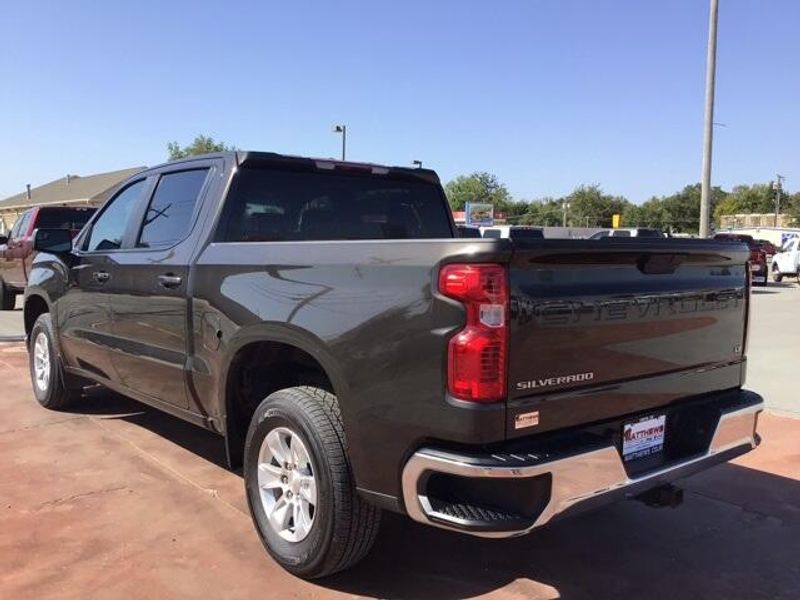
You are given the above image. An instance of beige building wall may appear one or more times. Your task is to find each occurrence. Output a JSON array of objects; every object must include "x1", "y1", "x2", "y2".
[{"x1": 719, "y1": 213, "x2": 794, "y2": 230}]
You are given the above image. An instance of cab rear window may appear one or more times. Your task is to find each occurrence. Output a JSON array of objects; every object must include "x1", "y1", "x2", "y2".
[
  {"x1": 36, "y1": 208, "x2": 95, "y2": 230},
  {"x1": 217, "y1": 168, "x2": 453, "y2": 242}
]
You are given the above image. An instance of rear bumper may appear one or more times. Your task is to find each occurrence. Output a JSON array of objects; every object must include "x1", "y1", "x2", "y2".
[{"x1": 401, "y1": 391, "x2": 763, "y2": 538}]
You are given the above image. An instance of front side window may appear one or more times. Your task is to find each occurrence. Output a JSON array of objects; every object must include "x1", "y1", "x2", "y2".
[
  {"x1": 9, "y1": 213, "x2": 27, "y2": 240},
  {"x1": 216, "y1": 168, "x2": 452, "y2": 242},
  {"x1": 138, "y1": 169, "x2": 209, "y2": 248},
  {"x1": 85, "y1": 179, "x2": 147, "y2": 252}
]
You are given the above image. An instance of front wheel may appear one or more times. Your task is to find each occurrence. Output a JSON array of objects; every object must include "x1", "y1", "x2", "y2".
[{"x1": 244, "y1": 386, "x2": 381, "y2": 579}]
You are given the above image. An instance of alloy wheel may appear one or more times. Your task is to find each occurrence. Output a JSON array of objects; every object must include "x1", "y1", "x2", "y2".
[{"x1": 257, "y1": 426, "x2": 318, "y2": 542}]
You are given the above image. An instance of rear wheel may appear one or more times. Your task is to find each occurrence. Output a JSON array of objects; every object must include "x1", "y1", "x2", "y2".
[
  {"x1": 29, "y1": 313, "x2": 83, "y2": 410},
  {"x1": 771, "y1": 264, "x2": 783, "y2": 282},
  {"x1": 244, "y1": 386, "x2": 381, "y2": 579},
  {"x1": 0, "y1": 279, "x2": 15, "y2": 310}
]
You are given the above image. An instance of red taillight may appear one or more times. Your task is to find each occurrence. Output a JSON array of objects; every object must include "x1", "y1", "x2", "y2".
[{"x1": 439, "y1": 264, "x2": 508, "y2": 402}]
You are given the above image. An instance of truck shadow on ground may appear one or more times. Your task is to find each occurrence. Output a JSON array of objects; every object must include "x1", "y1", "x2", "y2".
[{"x1": 73, "y1": 389, "x2": 800, "y2": 600}]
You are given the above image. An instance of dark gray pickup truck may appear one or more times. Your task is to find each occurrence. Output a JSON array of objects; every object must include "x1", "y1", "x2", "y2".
[{"x1": 24, "y1": 151, "x2": 763, "y2": 578}]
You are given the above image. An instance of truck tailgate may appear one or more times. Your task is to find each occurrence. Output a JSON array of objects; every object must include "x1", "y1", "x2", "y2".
[{"x1": 507, "y1": 239, "x2": 750, "y2": 437}]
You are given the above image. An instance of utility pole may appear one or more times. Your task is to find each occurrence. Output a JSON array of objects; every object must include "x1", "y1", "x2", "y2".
[
  {"x1": 774, "y1": 175, "x2": 785, "y2": 227},
  {"x1": 699, "y1": 0, "x2": 719, "y2": 238},
  {"x1": 562, "y1": 199, "x2": 569, "y2": 227},
  {"x1": 333, "y1": 125, "x2": 347, "y2": 160}
]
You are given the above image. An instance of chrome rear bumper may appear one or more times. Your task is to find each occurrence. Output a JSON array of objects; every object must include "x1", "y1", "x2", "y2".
[{"x1": 401, "y1": 402, "x2": 763, "y2": 538}]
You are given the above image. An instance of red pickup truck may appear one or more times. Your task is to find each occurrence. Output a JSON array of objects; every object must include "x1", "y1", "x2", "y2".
[
  {"x1": 713, "y1": 233, "x2": 768, "y2": 286},
  {"x1": 0, "y1": 206, "x2": 95, "y2": 309}
]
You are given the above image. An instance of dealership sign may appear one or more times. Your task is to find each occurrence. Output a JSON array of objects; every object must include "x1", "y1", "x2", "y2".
[{"x1": 465, "y1": 202, "x2": 494, "y2": 226}]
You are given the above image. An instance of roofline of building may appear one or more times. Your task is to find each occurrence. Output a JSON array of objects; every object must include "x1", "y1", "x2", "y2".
[{"x1": 0, "y1": 197, "x2": 96, "y2": 212}]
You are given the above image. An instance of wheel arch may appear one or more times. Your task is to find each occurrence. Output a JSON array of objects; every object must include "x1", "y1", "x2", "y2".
[
  {"x1": 23, "y1": 292, "x2": 51, "y2": 341},
  {"x1": 219, "y1": 325, "x2": 349, "y2": 471}
]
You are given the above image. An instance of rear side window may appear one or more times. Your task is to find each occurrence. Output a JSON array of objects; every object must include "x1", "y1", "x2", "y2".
[
  {"x1": 36, "y1": 208, "x2": 95, "y2": 231},
  {"x1": 636, "y1": 228, "x2": 662, "y2": 238},
  {"x1": 611, "y1": 230, "x2": 631, "y2": 237},
  {"x1": 85, "y1": 180, "x2": 147, "y2": 252},
  {"x1": 217, "y1": 168, "x2": 452, "y2": 242},
  {"x1": 482, "y1": 229, "x2": 501, "y2": 238},
  {"x1": 457, "y1": 226, "x2": 482, "y2": 238},
  {"x1": 138, "y1": 169, "x2": 208, "y2": 248},
  {"x1": 509, "y1": 228, "x2": 543, "y2": 239}
]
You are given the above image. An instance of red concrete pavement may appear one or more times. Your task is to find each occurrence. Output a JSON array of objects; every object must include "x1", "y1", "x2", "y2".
[{"x1": 1, "y1": 342, "x2": 798, "y2": 599}]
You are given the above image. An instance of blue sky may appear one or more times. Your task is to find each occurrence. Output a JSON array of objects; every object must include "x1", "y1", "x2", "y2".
[{"x1": 0, "y1": 0, "x2": 797, "y2": 203}]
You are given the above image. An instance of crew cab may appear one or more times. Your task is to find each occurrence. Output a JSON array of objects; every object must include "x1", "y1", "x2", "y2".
[
  {"x1": 770, "y1": 236, "x2": 800, "y2": 282},
  {"x1": 713, "y1": 233, "x2": 768, "y2": 286},
  {"x1": 24, "y1": 151, "x2": 763, "y2": 579},
  {"x1": 0, "y1": 206, "x2": 95, "y2": 309}
]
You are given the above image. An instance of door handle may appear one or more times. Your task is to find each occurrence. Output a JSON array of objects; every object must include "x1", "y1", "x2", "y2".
[
  {"x1": 93, "y1": 271, "x2": 110, "y2": 283},
  {"x1": 158, "y1": 274, "x2": 183, "y2": 289}
]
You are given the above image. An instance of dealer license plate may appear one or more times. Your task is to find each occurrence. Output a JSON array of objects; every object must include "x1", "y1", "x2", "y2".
[{"x1": 622, "y1": 415, "x2": 666, "y2": 462}]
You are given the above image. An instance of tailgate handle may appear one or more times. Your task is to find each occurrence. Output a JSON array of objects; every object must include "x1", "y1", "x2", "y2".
[{"x1": 637, "y1": 254, "x2": 686, "y2": 275}]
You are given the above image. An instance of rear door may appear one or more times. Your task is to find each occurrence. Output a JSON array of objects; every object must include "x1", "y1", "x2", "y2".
[{"x1": 108, "y1": 164, "x2": 214, "y2": 408}]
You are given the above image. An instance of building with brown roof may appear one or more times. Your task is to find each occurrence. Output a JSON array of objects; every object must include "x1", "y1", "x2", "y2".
[{"x1": 0, "y1": 166, "x2": 145, "y2": 233}]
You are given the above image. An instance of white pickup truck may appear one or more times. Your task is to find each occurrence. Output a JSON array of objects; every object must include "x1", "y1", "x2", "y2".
[{"x1": 771, "y1": 236, "x2": 800, "y2": 282}]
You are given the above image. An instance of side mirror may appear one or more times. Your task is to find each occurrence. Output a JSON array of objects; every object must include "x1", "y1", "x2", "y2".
[
  {"x1": 33, "y1": 228, "x2": 72, "y2": 254},
  {"x1": 0, "y1": 235, "x2": 7, "y2": 245}
]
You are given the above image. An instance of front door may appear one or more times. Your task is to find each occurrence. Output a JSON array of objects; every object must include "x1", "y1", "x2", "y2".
[
  {"x1": 58, "y1": 178, "x2": 151, "y2": 382},
  {"x1": 108, "y1": 167, "x2": 212, "y2": 409}
]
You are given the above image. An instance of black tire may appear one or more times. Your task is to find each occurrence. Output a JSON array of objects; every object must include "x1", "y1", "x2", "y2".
[
  {"x1": 244, "y1": 386, "x2": 381, "y2": 579},
  {"x1": 772, "y1": 265, "x2": 783, "y2": 283},
  {"x1": 0, "y1": 279, "x2": 15, "y2": 311},
  {"x1": 28, "y1": 313, "x2": 82, "y2": 410}
]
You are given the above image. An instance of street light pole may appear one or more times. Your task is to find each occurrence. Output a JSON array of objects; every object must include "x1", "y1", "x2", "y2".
[
  {"x1": 333, "y1": 125, "x2": 346, "y2": 160},
  {"x1": 774, "y1": 174, "x2": 785, "y2": 226},
  {"x1": 562, "y1": 200, "x2": 569, "y2": 227},
  {"x1": 699, "y1": 0, "x2": 719, "y2": 238}
]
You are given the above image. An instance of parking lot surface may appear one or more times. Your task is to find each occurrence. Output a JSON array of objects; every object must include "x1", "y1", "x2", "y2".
[
  {"x1": 747, "y1": 281, "x2": 800, "y2": 416},
  {"x1": 2, "y1": 284, "x2": 800, "y2": 599}
]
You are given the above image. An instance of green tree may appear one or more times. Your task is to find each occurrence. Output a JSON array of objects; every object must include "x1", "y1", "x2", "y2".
[
  {"x1": 518, "y1": 197, "x2": 564, "y2": 226},
  {"x1": 785, "y1": 191, "x2": 800, "y2": 226},
  {"x1": 444, "y1": 172, "x2": 513, "y2": 212},
  {"x1": 714, "y1": 184, "x2": 776, "y2": 219},
  {"x1": 563, "y1": 184, "x2": 632, "y2": 228},
  {"x1": 167, "y1": 135, "x2": 236, "y2": 160}
]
